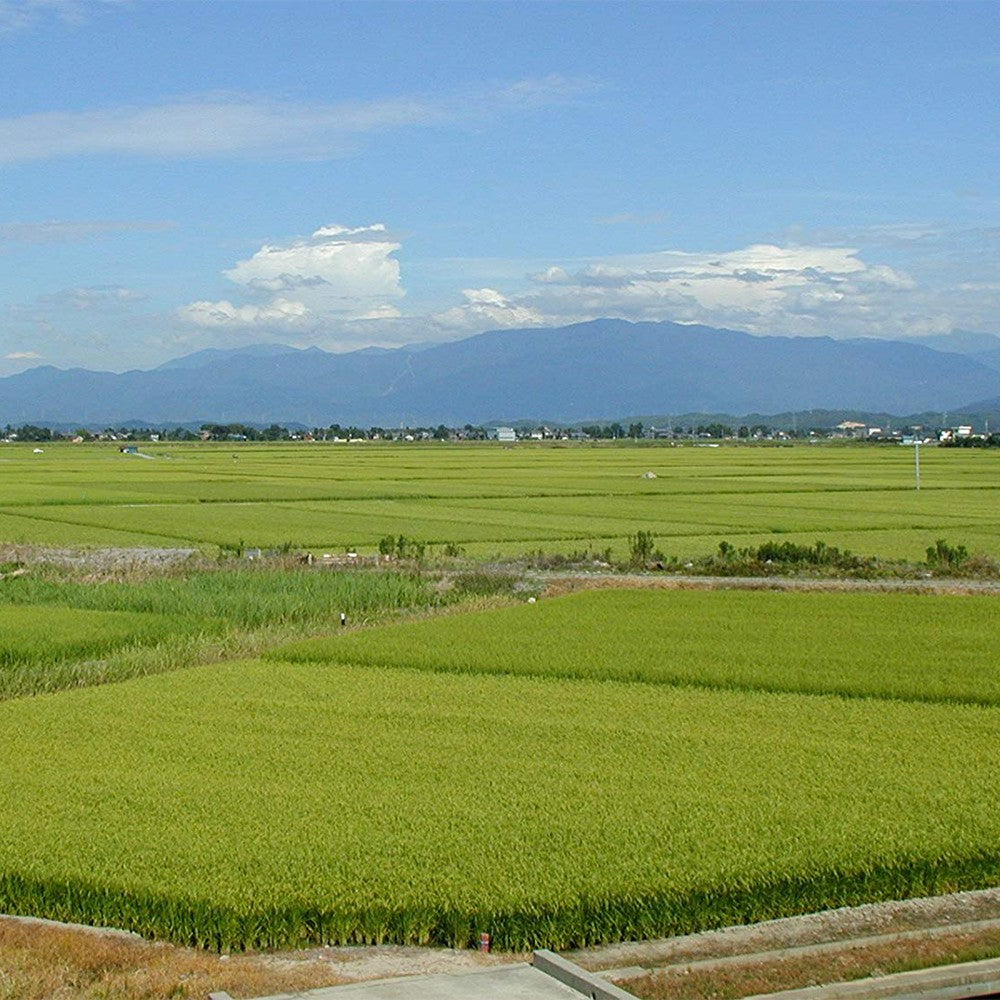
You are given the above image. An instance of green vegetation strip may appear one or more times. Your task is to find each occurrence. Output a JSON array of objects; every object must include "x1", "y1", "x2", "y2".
[
  {"x1": 0, "y1": 568, "x2": 439, "y2": 700},
  {"x1": 0, "y1": 659, "x2": 998, "y2": 951},
  {"x1": 272, "y1": 588, "x2": 1000, "y2": 706},
  {"x1": 0, "y1": 566, "x2": 432, "y2": 628}
]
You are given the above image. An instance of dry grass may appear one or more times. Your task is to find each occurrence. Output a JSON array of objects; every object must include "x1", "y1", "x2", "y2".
[
  {"x1": 0, "y1": 918, "x2": 347, "y2": 999},
  {"x1": 623, "y1": 924, "x2": 1000, "y2": 999}
]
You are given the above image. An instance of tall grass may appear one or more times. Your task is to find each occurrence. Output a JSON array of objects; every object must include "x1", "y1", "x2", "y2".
[
  {"x1": 0, "y1": 567, "x2": 436, "y2": 699},
  {"x1": 0, "y1": 566, "x2": 433, "y2": 628}
]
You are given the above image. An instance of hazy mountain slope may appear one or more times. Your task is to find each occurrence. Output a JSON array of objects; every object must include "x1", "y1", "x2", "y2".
[
  {"x1": 1, "y1": 319, "x2": 997, "y2": 425},
  {"x1": 894, "y1": 330, "x2": 1000, "y2": 355}
]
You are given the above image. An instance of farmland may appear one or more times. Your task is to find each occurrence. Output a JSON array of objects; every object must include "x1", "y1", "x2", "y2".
[
  {"x1": 0, "y1": 604, "x2": 185, "y2": 683},
  {"x1": 1, "y1": 439, "x2": 1000, "y2": 561},
  {"x1": 272, "y1": 587, "x2": 1000, "y2": 706},
  {"x1": 0, "y1": 657, "x2": 998, "y2": 952},
  {"x1": 0, "y1": 440, "x2": 998, "y2": 964},
  {"x1": 0, "y1": 566, "x2": 438, "y2": 700}
]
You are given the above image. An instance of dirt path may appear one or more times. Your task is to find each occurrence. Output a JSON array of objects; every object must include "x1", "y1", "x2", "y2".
[
  {"x1": 533, "y1": 569, "x2": 1000, "y2": 597},
  {"x1": 567, "y1": 886, "x2": 1000, "y2": 973}
]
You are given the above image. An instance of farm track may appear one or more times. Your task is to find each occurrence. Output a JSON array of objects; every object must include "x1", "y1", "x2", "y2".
[
  {"x1": 571, "y1": 885, "x2": 1000, "y2": 973},
  {"x1": 532, "y1": 570, "x2": 1000, "y2": 597}
]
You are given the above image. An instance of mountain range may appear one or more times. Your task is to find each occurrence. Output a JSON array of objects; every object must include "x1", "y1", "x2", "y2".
[{"x1": 2, "y1": 319, "x2": 999, "y2": 427}]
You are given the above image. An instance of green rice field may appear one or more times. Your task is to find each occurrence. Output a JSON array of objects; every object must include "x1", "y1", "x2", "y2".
[
  {"x1": 2, "y1": 439, "x2": 1000, "y2": 560},
  {"x1": 272, "y1": 588, "x2": 1000, "y2": 706},
  {"x1": 0, "y1": 587, "x2": 998, "y2": 950},
  {"x1": 0, "y1": 603, "x2": 182, "y2": 672},
  {"x1": 1, "y1": 441, "x2": 999, "y2": 954},
  {"x1": 1, "y1": 655, "x2": 1000, "y2": 951}
]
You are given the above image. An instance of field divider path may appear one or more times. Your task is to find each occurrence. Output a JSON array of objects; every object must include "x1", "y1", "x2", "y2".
[
  {"x1": 596, "y1": 918, "x2": 1000, "y2": 982},
  {"x1": 569, "y1": 885, "x2": 1000, "y2": 978},
  {"x1": 533, "y1": 571, "x2": 1000, "y2": 596}
]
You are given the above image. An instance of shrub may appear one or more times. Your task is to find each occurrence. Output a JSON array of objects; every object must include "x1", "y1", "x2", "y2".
[
  {"x1": 627, "y1": 530, "x2": 656, "y2": 566},
  {"x1": 926, "y1": 539, "x2": 969, "y2": 570}
]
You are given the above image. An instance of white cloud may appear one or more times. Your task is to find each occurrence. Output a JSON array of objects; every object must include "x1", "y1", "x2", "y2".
[
  {"x1": 0, "y1": 0, "x2": 90, "y2": 33},
  {"x1": 0, "y1": 76, "x2": 598, "y2": 163},
  {"x1": 784, "y1": 222, "x2": 944, "y2": 247},
  {"x1": 4, "y1": 350, "x2": 41, "y2": 360},
  {"x1": 40, "y1": 285, "x2": 147, "y2": 311},
  {"x1": 177, "y1": 298, "x2": 310, "y2": 329},
  {"x1": 432, "y1": 243, "x2": 929, "y2": 338},
  {"x1": 432, "y1": 288, "x2": 546, "y2": 332},
  {"x1": 178, "y1": 233, "x2": 999, "y2": 349},
  {"x1": 179, "y1": 223, "x2": 403, "y2": 330}
]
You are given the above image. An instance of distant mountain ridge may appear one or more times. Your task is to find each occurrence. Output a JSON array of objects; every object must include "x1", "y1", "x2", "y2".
[{"x1": 1, "y1": 319, "x2": 998, "y2": 426}]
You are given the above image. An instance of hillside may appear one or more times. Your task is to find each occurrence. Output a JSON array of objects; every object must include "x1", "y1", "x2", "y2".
[{"x1": 1, "y1": 319, "x2": 997, "y2": 425}]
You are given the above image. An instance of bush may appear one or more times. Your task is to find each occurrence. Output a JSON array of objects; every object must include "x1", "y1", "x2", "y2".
[
  {"x1": 926, "y1": 539, "x2": 969, "y2": 570},
  {"x1": 627, "y1": 530, "x2": 656, "y2": 566},
  {"x1": 706, "y1": 539, "x2": 872, "y2": 575},
  {"x1": 377, "y1": 535, "x2": 426, "y2": 561}
]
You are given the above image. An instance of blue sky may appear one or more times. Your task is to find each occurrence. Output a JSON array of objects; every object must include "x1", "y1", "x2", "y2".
[{"x1": 1, "y1": 0, "x2": 998, "y2": 373}]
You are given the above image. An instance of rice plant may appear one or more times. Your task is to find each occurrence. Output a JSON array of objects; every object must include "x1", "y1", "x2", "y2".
[
  {"x1": 272, "y1": 588, "x2": 1000, "y2": 707},
  {"x1": 0, "y1": 659, "x2": 997, "y2": 950}
]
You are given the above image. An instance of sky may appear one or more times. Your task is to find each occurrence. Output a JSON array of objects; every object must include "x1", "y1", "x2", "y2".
[{"x1": 1, "y1": 0, "x2": 999, "y2": 374}]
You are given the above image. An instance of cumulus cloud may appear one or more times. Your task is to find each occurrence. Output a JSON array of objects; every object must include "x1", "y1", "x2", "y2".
[
  {"x1": 432, "y1": 288, "x2": 546, "y2": 332},
  {"x1": 0, "y1": 76, "x2": 598, "y2": 163},
  {"x1": 178, "y1": 233, "x2": 998, "y2": 347},
  {"x1": 177, "y1": 298, "x2": 310, "y2": 328},
  {"x1": 433, "y1": 243, "x2": 928, "y2": 338},
  {"x1": 179, "y1": 223, "x2": 403, "y2": 330}
]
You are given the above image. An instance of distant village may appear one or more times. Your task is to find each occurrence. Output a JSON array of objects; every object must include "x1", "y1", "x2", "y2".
[{"x1": 3, "y1": 418, "x2": 998, "y2": 447}]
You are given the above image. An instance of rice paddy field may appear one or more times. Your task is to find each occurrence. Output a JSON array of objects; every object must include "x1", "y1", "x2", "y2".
[
  {"x1": 1, "y1": 438, "x2": 1000, "y2": 560},
  {"x1": 0, "y1": 440, "x2": 999, "y2": 957},
  {"x1": 0, "y1": 590, "x2": 999, "y2": 951},
  {"x1": 272, "y1": 588, "x2": 1000, "y2": 706},
  {"x1": 0, "y1": 604, "x2": 184, "y2": 673}
]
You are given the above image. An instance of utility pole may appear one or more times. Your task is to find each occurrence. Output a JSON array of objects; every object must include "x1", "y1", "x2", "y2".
[{"x1": 914, "y1": 440, "x2": 921, "y2": 491}]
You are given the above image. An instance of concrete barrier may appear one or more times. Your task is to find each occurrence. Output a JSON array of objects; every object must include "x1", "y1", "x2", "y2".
[{"x1": 531, "y1": 949, "x2": 637, "y2": 999}]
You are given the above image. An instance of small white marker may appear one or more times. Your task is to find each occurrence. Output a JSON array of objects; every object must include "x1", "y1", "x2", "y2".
[{"x1": 340, "y1": 612, "x2": 347, "y2": 626}]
